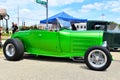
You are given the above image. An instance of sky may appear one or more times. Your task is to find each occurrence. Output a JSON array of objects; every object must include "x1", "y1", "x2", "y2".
[{"x1": 0, "y1": 0, "x2": 120, "y2": 27}]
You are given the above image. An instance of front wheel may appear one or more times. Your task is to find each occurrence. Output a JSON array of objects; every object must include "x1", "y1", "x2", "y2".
[
  {"x1": 85, "y1": 46, "x2": 112, "y2": 71},
  {"x1": 3, "y1": 39, "x2": 24, "y2": 61}
]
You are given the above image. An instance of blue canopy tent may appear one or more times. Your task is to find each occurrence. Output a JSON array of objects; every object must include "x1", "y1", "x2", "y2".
[{"x1": 40, "y1": 12, "x2": 87, "y2": 24}]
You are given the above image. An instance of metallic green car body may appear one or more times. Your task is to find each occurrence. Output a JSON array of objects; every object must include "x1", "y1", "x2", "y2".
[{"x1": 11, "y1": 29, "x2": 103, "y2": 58}]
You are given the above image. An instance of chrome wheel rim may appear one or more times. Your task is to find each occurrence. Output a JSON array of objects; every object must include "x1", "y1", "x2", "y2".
[
  {"x1": 88, "y1": 49, "x2": 107, "y2": 68},
  {"x1": 5, "y1": 43, "x2": 15, "y2": 57}
]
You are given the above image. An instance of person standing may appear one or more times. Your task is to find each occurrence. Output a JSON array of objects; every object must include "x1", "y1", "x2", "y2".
[
  {"x1": 0, "y1": 26, "x2": 2, "y2": 47},
  {"x1": 12, "y1": 22, "x2": 15, "y2": 34},
  {"x1": 71, "y1": 24, "x2": 77, "y2": 30},
  {"x1": 12, "y1": 22, "x2": 18, "y2": 34}
]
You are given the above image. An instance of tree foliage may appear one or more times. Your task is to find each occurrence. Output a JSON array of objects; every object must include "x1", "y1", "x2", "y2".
[
  {"x1": 119, "y1": 24, "x2": 120, "y2": 27},
  {"x1": 110, "y1": 21, "x2": 118, "y2": 25}
]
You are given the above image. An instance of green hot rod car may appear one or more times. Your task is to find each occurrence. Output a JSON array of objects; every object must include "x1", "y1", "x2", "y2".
[{"x1": 3, "y1": 21, "x2": 112, "y2": 71}]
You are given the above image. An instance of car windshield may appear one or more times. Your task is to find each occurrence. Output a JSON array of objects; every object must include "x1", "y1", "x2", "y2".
[
  {"x1": 57, "y1": 18, "x2": 71, "y2": 30},
  {"x1": 94, "y1": 25, "x2": 105, "y2": 30}
]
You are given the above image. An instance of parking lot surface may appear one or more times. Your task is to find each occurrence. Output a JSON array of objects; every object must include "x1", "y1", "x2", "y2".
[{"x1": 0, "y1": 52, "x2": 120, "y2": 80}]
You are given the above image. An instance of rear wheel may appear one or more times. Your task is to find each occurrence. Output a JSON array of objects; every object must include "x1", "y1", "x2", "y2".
[
  {"x1": 85, "y1": 46, "x2": 112, "y2": 71},
  {"x1": 3, "y1": 39, "x2": 24, "y2": 61}
]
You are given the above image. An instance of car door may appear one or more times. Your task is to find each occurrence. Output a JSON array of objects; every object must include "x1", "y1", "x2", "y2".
[{"x1": 29, "y1": 30, "x2": 60, "y2": 52}]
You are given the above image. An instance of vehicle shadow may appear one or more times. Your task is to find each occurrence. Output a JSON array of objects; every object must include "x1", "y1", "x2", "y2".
[{"x1": 23, "y1": 54, "x2": 85, "y2": 64}]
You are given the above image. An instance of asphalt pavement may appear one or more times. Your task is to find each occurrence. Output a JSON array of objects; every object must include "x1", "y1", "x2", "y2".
[{"x1": 0, "y1": 52, "x2": 120, "y2": 80}]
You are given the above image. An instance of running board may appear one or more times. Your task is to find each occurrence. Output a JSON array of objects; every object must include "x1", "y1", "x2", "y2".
[{"x1": 71, "y1": 57, "x2": 84, "y2": 62}]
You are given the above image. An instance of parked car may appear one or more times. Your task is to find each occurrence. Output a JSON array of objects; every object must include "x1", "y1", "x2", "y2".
[
  {"x1": 3, "y1": 20, "x2": 112, "y2": 71},
  {"x1": 87, "y1": 20, "x2": 120, "y2": 50}
]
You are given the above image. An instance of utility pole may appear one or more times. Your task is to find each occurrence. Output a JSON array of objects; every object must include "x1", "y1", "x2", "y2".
[
  {"x1": 17, "y1": 5, "x2": 19, "y2": 27},
  {"x1": 101, "y1": 13, "x2": 105, "y2": 21},
  {"x1": 46, "y1": 0, "x2": 48, "y2": 29}
]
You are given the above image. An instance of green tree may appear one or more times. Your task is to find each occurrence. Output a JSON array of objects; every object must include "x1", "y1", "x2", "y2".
[
  {"x1": 110, "y1": 21, "x2": 118, "y2": 25},
  {"x1": 119, "y1": 24, "x2": 120, "y2": 27}
]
